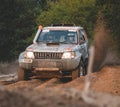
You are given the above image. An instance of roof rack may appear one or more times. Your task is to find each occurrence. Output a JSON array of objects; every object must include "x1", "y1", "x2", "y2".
[{"x1": 51, "y1": 24, "x2": 76, "y2": 26}]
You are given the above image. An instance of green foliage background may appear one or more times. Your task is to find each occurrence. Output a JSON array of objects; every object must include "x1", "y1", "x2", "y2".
[
  {"x1": 37, "y1": 0, "x2": 97, "y2": 38},
  {"x1": 0, "y1": 0, "x2": 40, "y2": 61},
  {"x1": 0, "y1": 0, "x2": 119, "y2": 61}
]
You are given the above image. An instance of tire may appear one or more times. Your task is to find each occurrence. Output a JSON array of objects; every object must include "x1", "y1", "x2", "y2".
[
  {"x1": 18, "y1": 67, "x2": 30, "y2": 81},
  {"x1": 71, "y1": 69, "x2": 79, "y2": 80},
  {"x1": 70, "y1": 59, "x2": 87, "y2": 80},
  {"x1": 71, "y1": 60, "x2": 85, "y2": 80}
]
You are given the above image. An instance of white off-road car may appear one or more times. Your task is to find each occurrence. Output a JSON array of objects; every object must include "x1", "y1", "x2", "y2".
[{"x1": 18, "y1": 24, "x2": 89, "y2": 80}]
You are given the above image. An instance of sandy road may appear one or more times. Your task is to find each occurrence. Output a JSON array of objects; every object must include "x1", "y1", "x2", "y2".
[
  {"x1": 4, "y1": 78, "x2": 64, "y2": 91},
  {"x1": 0, "y1": 66, "x2": 120, "y2": 94},
  {"x1": 0, "y1": 74, "x2": 71, "y2": 94},
  {"x1": 0, "y1": 66, "x2": 120, "y2": 107}
]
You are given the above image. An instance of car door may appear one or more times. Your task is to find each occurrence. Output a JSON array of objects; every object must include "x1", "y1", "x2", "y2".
[{"x1": 78, "y1": 29, "x2": 88, "y2": 60}]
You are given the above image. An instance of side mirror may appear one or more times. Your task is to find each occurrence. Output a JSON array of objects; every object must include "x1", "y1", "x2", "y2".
[{"x1": 79, "y1": 39, "x2": 85, "y2": 45}]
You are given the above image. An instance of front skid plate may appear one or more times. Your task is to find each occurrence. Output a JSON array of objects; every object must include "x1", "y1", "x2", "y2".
[
  {"x1": 34, "y1": 68, "x2": 59, "y2": 71},
  {"x1": 32, "y1": 70, "x2": 72, "y2": 78}
]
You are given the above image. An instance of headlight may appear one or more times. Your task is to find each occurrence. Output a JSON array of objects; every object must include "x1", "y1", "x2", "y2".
[
  {"x1": 24, "y1": 52, "x2": 34, "y2": 59},
  {"x1": 62, "y1": 52, "x2": 75, "y2": 59}
]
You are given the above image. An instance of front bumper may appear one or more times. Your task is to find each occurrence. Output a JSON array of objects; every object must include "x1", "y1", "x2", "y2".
[{"x1": 19, "y1": 57, "x2": 80, "y2": 71}]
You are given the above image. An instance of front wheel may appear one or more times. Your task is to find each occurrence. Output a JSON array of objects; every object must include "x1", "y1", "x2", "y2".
[
  {"x1": 18, "y1": 67, "x2": 31, "y2": 81},
  {"x1": 71, "y1": 60, "x2": 86, "y2": 80},
  {"x1": 71, "y1": 69, "x2": 79, "y2": 80}
]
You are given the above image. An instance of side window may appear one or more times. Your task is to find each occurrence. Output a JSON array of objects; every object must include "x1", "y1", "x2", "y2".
[{"x1": 79, "y1": 30, "x2": 85, "y2": 41}]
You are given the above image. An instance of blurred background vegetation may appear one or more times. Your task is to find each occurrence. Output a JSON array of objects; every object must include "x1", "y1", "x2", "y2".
[{"x1": 0, "y1": 0, "x2": 119, "y2": 61}]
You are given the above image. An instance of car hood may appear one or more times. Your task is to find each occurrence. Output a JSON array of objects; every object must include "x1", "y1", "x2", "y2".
[{"x1": 26, "y1": 43, "x2": 77, "y2": 52}]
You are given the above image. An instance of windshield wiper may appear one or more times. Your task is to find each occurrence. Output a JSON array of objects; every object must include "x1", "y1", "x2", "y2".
[
  {"x1": 60, "y1": 41, "x2": 75, "y2": 44},
  {"x1": 59, "y1": 41, "x2": 68, "y2": 44}
]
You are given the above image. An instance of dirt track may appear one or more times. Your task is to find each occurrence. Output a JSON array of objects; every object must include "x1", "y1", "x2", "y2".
[{"x1": 0, "y1": 66, "x2": 120, "y2": 107}]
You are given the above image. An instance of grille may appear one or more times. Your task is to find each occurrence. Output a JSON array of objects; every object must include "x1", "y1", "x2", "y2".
[
  {"x1": 33, "y1": 60, "x2": 63, "y2": 69},
  {"x1": 34, "y1": 52, "x2": 63, "y2": 59}
]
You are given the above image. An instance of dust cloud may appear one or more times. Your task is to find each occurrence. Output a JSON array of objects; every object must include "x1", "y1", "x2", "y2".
[{"x1": 93, "y1": 20, "x2": 120, "y2": 72}]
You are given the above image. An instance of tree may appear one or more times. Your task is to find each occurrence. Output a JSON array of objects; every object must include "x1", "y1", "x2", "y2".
[
  {"x1": 0, "y1": 0, "x2": 40, "y2": 61},
  {"x1": 36, "y1": 0, "x2": 96, "y2": 38}
]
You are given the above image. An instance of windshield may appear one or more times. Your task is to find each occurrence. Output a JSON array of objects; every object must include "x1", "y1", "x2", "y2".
[{"x1": 37, "y1": 29, "x2": 78, "y2": 44}]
